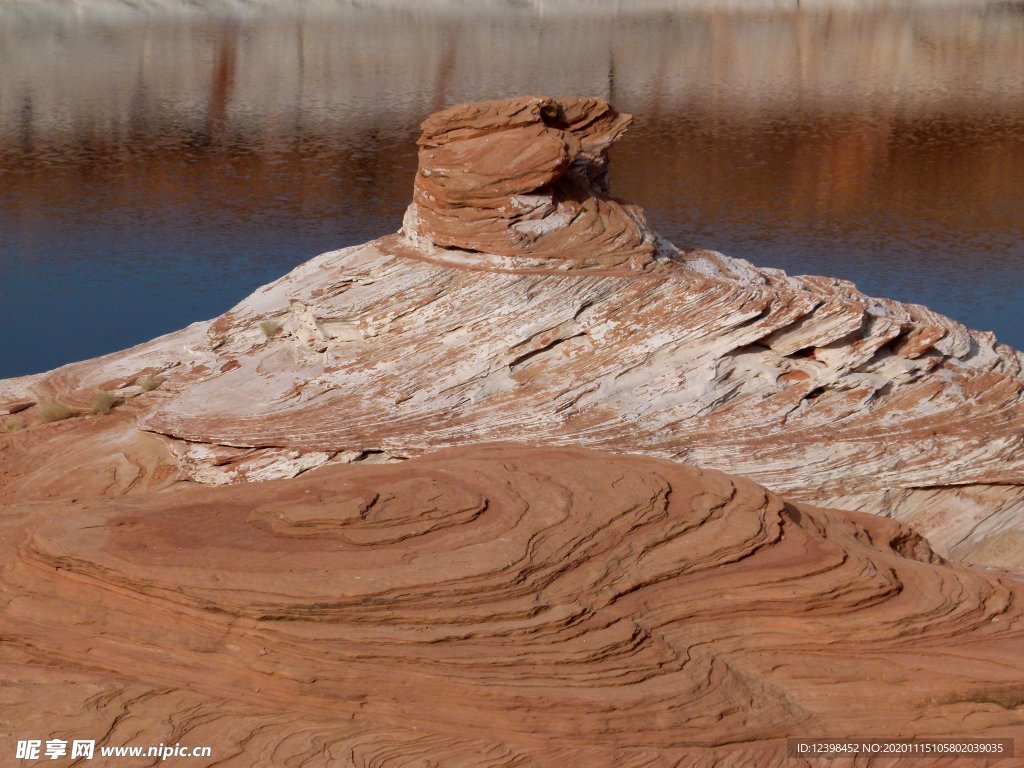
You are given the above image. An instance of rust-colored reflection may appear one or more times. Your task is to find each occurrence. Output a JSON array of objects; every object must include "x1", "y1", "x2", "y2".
[
  {"x1": 616, "y1": 111, "x2": 1024, "y2": 246},
  {"x1": 1, "y1": 4, "x2": 1023, "y2": 377}
]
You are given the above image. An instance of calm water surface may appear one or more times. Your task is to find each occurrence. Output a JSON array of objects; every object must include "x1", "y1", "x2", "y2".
[{"x1": 2, "y1": 2, "x2": 1023, "y2": 377}]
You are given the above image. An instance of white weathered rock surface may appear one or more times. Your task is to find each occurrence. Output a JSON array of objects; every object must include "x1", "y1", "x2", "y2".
[{"x1": 3, "y1": 97, "x2": 1023, "y2": 569}]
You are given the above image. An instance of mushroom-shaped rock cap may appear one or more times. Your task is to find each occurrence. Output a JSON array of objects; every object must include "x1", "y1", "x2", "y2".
[{"x1": 402, "y1": 96, "x2": 658, "y2": 269}]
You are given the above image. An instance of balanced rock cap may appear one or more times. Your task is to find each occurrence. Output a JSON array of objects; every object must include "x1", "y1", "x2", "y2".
[{"x1": 402, "y1": 96, "x2": 660, "y2": 269}]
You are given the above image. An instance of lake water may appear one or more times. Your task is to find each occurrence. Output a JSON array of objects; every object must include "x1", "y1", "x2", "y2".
[{"x1": 2, "y1": 1, "x2": 1023, "y2": 378}]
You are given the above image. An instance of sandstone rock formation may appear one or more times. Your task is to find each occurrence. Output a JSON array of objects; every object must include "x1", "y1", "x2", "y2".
[
  {"x1": 6, "y1": 94, "x2": 1023, "y2": 566},
  {"x1": 3, "y1": 94, "x2": 1024, "y2": 765},
  {"x1": 403, "y1": 96, "x2": 657, "y2": 268},
  {"x1": 2, "y1": 445, "x2": 1022, "y2": 766}
]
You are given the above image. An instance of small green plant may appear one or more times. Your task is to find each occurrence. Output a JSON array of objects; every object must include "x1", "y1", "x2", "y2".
[
  {"x1": 259, "y1": 319, "x2": 283, "y2": 339},
  {"x1": 0, "y1": 417, "x2": 25, "y2": 433},
  {"x1": 38, "y1": 403, "x2": 76, "y2": 423},
  {"x1": 136, "y1": 374, "x2": 166, "y2": 392},
  {"x1": 92, "y1": 391, "x2": 120, "y2": 415}
]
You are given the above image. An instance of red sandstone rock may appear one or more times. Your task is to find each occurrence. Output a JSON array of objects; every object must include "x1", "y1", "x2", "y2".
[
  {"x1": 404, "y1": 96, "x2": 657, "y2": 268},
  {"x1": 4, "y1": 95, "x2": 1024, "y2": 765},
  {"x1": 1, "y1": 445, "x2": 1022, "y2": 766},
  {"x1": 3, "y1": 98, "x2": 1024, "y2": 569},
  {"x1": 0, "y1": 399, "x2": 34, "y2": 416}
]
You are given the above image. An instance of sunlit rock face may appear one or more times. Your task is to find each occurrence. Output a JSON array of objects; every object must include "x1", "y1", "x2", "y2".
[
  {"x1": 403, "y1": 95, "x2": 658, "y2": 268},
  {"x1": 2, "y1": 445, "x2": 1022, "y2": 766},
  {"x1": 2, "y1": 97, "x2": 1024, "y2": 570},
  {"x1": 3, "y1": 94, "x2": 1024, "y2": 764}
]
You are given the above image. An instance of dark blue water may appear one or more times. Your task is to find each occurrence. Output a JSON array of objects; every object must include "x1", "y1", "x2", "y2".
[
  {"x1": 2, "y1": 5, "x2": 1023, "y2": 378},
  {"x1": 1, "y1": 146, "x2": 411, "y2": 376}
]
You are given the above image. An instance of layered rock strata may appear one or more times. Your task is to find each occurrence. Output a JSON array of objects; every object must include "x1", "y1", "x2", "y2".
[
  {"x1": 2, "y1": 445, "x2": 1022, "y2": 766},
  {"x1": 403, "y1": 96, "x2": 657, "y2": 268},
  {"x1": 2, "y1": 96, "x2": 1024, "y2": 574}
]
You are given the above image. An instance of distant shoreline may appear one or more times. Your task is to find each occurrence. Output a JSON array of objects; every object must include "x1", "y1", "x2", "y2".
[{"x1": 0, "y1": 0, "x2": 1008, "y2": 20}]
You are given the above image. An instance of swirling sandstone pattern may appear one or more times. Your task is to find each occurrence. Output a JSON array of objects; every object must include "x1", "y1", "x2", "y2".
[
  {"x1": 3, "y1": 98, "x2": 1024, "y2": 570},
  {"x1": 403, "y1": 96, "x2": 657, "y2": 267},
  {"x1": 3, "y1": 97, "x2": 1024, "y2": 765},
  {"x1": 2, "y1": 445, "x2": 1022, "y2": 766}
]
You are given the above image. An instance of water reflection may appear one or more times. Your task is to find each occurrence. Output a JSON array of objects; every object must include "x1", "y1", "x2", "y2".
[{"x1": 1, "y1": 3, "x2": 1022, "y2": 377}]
